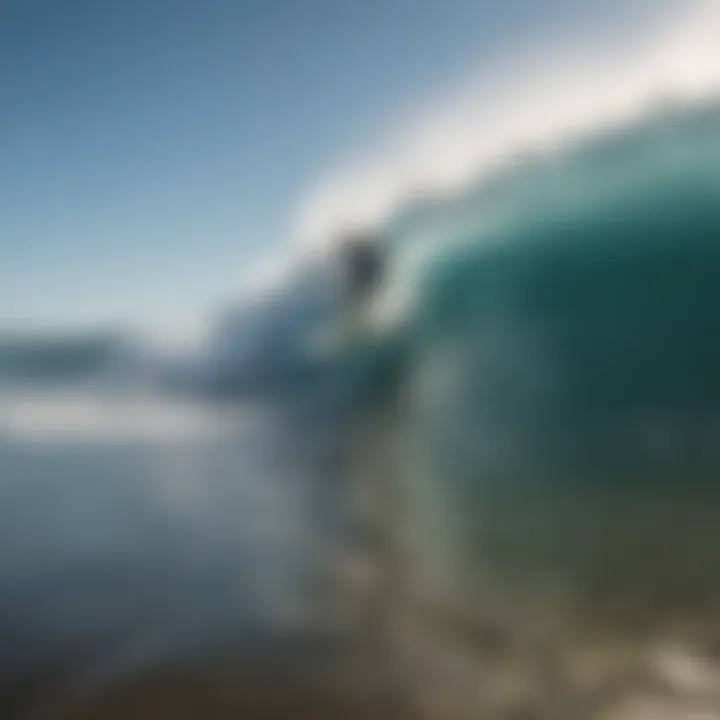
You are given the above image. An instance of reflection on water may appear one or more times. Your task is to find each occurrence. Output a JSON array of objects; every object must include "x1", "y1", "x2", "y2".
[{"x1": 0, "y1": 390, "x2": 341, "y2": 716}]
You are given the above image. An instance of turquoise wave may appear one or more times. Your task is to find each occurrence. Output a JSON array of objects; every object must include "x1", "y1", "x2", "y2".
[
  {"x1": 356, "y1": 99, "x2": 720, "y2": 613},
  {"x1": 369, "y1": 100, "x2": 720, "y2": 482}
]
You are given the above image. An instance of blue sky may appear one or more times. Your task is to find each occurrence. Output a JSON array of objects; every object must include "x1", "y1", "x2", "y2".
[{"x1": 0, "y1": 0, "x2": 655, "y2": 330}]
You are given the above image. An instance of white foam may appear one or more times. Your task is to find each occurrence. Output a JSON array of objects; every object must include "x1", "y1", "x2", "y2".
[
  {"x1": 0, "y1": 392, "x2": 230, "y2": 444},
  {"x1": 296, "y1": 0, "x2": 720, "y2": 249}
]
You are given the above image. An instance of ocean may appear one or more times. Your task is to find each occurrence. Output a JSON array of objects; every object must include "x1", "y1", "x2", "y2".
[
  {"x1": 0, "y1": 388, "x2": 373, "y2": 717},
  {"x1": 5, "y1": 98, "x2": 720, "y2": 718}
]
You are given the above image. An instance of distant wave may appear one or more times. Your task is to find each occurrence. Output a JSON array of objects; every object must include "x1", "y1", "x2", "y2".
[{"x1": 0, "y1": 332, "x2": 124, "y2": 384}]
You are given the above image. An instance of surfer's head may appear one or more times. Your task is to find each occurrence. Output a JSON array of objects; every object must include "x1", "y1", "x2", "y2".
[{"x1": 337, "y1": 230, "x2": 383, "y2": 307}]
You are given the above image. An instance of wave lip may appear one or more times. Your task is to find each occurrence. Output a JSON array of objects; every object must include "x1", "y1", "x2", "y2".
[{"x1": 296, "y1": 0, "x2": 720, "y2": 250}]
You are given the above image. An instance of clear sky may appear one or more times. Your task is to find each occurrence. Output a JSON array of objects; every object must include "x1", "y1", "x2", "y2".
[{"x1": 0, "y1": 0, "x2": 653, "y2": 331}]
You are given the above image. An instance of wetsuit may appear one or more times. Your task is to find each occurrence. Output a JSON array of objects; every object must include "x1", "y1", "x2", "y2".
[{"x1": 341, "y1": 235, "x2": 383, "y2": 308}]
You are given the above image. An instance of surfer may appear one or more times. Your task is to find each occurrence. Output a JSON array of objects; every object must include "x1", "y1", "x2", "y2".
[
  {"x1": 330, "y1": 230, "x2": 411, "y2": 691},
  {"x1": 338, "y1": 232, "x2": 384, "y2": 340},
  {"x1": 340, "y1": 231, "x2": 383, "y2": 307}
]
